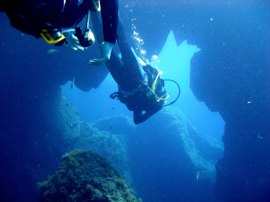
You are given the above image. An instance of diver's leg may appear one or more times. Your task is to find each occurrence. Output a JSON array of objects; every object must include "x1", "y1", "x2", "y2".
[
  {"x1": 116, "y1": 21, "x2": 139, "y2": 69},
  {"x1": 91, "y1": 13, "x2": 141, "y2": 90},
  {"x1": 106, "y1": 51, "x2": 125, "y2": 85},
  {"x1": 91, "y1": 12, "x2": 127, "y2": 87},
  {"x1": 104, "y1": 20, "x2": 144, "y2": 91},
  {"x1": 113, "y1": 21, "x2": 145, "y2": 91}
]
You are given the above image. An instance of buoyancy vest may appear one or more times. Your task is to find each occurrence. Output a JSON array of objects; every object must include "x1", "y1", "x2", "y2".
[{"x1": 5, "y1": 0, "x2": 96, "y2": 38}]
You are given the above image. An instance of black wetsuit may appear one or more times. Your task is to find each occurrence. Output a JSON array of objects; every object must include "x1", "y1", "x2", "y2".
[
  {"x1": 2, "y1": 0, "x2": 118, "y2": 43},
  {"x1": 105, "y1": 22, "x2": 167, "y2": 124},
  {"x1": 107, "y1": 22, "x2": 143, "y2": 92}
]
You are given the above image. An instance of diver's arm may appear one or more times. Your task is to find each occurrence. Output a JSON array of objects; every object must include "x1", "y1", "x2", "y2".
[
  {"x1": 89, "y1": 0, "x2": 119, "y2": 65},
  {"x1": 100, "y1": 0, "x2": 118, "y2": 44}
]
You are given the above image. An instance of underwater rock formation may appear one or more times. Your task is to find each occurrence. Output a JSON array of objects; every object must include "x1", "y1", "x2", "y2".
[
  {"x1": 129, "y1": 109, "x2": 222, "y2": 202},
  {"x1": 52, "y1": 97, "x2": 131, "y2": 185},
  {"x1": 0, "y1": 14, "x2": 108, "y2": 202},
  {"x1": 73, "y1": 121, "x2": 129, "y2": 175},
  {"x1": 188, "y1": 4, "x2": 270, "y2": 202},
  {"x1": 38, "y1": 150, "x2": 141, "y2": 202},
  {"x1": 126, "y1": 1, "x2": 270, "y2": 201},
  {"x1": 191, "y1": 47, "x2": 270, "y2": 201},
  {"x1": 51, "y1": 97, "x2": 131, "y2": 180},
  {"x1": 94, "y1": 109, "x2": 223, "y2": 202},
  {"x1": 1, "y1": 2, "x2": 269, "y2": 202}
]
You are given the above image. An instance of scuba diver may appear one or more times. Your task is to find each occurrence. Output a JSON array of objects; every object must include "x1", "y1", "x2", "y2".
[
  {"x1": 1, "y1": 0, "x2": 180, "y2": 124},
  {"x1": 1, "y1": 0, "x2": 118, "y2": 64},
  {"x1": 104, "y1": 21, "x2": 180, "y2": 124}
]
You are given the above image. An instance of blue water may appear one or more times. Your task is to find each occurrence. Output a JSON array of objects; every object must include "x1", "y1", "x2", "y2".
[
  {"x1": 61, "y1": 29, "x2": 225, "y2": 202},
  {"x1": 63, "y1": 31, "x2": 224, "y2": 144},
  {"x1": 1, "y1": 1, "x2": 269, "y2": 202}
]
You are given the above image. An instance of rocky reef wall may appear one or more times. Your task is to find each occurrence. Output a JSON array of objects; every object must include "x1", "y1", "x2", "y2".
[
  {"x1": 127, "y1": 1, "x2": 270, "y2": 201},
  {"x1": 93, "y1": 109, "x2": 222, "y2": 202},
  {"x1": 0, "y1": 13, "x2": 108, "y2": 202},
  {"x1": 1, "y1": 1, "x2": 270, "y2": 201}
]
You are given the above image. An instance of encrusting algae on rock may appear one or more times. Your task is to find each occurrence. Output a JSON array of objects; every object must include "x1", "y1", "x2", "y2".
[{"x1": 38, "y1": 150, "x2": 141, "y2": 202}]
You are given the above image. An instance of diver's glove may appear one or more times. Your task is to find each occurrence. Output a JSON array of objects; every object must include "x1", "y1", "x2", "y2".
[
  {"x1": 89, "y1": 41, "x2": 113, "y2": 65},
  {"x1": 62, "y1": 29, "x2": 86, "y2": 51}
]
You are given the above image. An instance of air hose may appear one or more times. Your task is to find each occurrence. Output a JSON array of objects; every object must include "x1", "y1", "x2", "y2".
[{"x1": 163, "y1": 79, "x2": 181, "y2": 107}]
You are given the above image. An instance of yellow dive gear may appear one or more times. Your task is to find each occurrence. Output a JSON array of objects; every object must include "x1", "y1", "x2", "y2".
[
  {"x1": 151, "y1": 70, "x2": 162, "y2": 92},
  {"x1": 40, "y1": 29, "x2": 65, "y2": 45},
  {"x1": 151, "y1": 70, "x2": 169, "y2": 101},
  {"x1": 143, "y1": 68, "x2": 169, "y2": 102}
]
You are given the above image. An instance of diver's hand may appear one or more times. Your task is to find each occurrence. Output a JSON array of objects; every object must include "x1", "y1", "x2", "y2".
[
  {"x1": 62, "y1": 29, "x2": 86, "y2": 51},
  {"x1": 89, "y1": 41, "x2": 113, "y2": 65}
]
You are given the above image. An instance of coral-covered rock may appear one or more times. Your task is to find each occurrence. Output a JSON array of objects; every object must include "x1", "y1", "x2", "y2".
[
  {"x1": 75, "y1": 126, "x2": 129, "y2": 175},
  {"x1": 38, "y1": 150, "x2": 141, "y2": 202},
  {"x1": 94, "y1": 109, "x2": 222, "y2": 202},
  {"x1": 129, "y1": 108, "x2": 222, "y2": 202}
]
